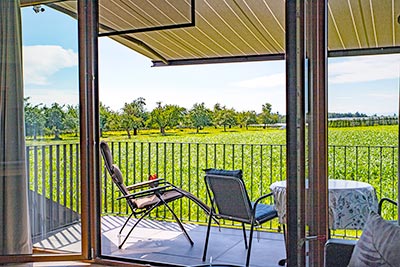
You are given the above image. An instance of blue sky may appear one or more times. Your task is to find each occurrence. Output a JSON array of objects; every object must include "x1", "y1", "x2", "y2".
[{"x1": 21, "y1": 6, "x2": 400, "y2": 115}]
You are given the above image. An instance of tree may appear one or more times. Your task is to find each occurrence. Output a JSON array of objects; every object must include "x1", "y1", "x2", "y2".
[
  {"x1": 24, "y1": 98, "x2": 46, "y2": 139},
  {"x1": 64, "y1": 105, "x2": 79, "y2": 136},
  {"x1": 150, "y1": 102, "x2": 185, "y2": 135},
  {"x1": 44, "y1": 103, "x2": 65, "y2": 140},
  {"x1": 258, "y1": 103, "x2": 278, "y2": 128},
  {"x1": 213, "y1": 106, "x2": 237, "y2": 132},
  {"x1": 120, "y1": 98, "x2": 147, "y2": 138},
  {"x1": 188, "y1": 103, "x2": 212, "y2": 133},
  {"x1": 270, "y1": 113, "x2": 279, "y2": 124},
  {"x1": 237, "y1": 110, "x2": 257, "y2": 130},
  {"x1": 100, "y1": 103, "x2": 112, "y2": 137},
  {"x1": 211, "y1": 103, "x2": 222, "y2": 128}
]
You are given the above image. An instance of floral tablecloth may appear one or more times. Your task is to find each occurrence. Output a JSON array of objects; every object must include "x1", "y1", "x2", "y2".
[{"x1": 270, "y1": 179, "x2": 378, "y2": 230}]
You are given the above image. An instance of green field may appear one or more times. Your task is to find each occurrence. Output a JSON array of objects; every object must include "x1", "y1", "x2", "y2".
[
  {"x1": 26, "y1": 124, "x2": 399, "y2": 233},
  {"x1": 27, "y1": 124, "x2": 398, "y2": 146},
  {"x1": 112, "y1": 125, "x2": 398, "y2": 146}
]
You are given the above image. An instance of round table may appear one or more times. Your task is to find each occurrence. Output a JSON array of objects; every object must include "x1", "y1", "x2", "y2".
[{"x1": 270, "y1": 179, "x2": 378, "y2": 230}]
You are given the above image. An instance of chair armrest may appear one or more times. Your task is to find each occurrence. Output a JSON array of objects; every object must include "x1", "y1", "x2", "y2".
[
  {"x1": 126, "y1": 178, "x2": 165, "y2": 191},
  {"x1": 117, "y1": 185, "x2": 170, "y2": 200},
  {"x1": 378, "y1": 197, "x2": 398, "y2": 215},
  {"x1": 253, "y1": 192, "x2": 274, "y2": 207},
  {"x1": 324, "y1": 239, "x2": 356, "y2": 267}
]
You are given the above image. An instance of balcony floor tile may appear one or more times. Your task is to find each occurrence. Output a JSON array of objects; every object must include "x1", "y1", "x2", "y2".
[{"x1": 34, "y1": 216, "x2": 286, "y2": 266}]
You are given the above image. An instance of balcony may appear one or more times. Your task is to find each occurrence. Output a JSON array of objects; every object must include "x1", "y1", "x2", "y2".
[
  {"x1": 27, "y1": 141, "x2": 398, "y2": 265},
  {"x1": 34, "y1": 216, "x2": 286, "y2": 267}
]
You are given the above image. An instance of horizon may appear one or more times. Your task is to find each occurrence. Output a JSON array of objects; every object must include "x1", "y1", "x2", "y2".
[{"x1": 21, "y1": 6, "x2": 400, "y2": 116}]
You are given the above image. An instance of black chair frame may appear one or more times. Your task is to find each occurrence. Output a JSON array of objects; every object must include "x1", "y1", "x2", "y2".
[
  {"x1": 378, "y1": 197, "x2": 398, "y2": 215},
  {"x1": 100, "y1": 141, "x2": 211, "y2": 249},
  {"x1": 202, "y1": 172, "x2": 278, "y2": 267}
]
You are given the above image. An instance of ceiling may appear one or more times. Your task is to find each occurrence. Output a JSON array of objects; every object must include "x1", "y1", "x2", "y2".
[{"x1": 21, "y1": 0, "x2": 400, "y2": 66}]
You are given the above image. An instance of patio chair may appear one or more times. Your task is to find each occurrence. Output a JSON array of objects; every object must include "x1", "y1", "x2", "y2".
[
  {"x1": 378, "y1": 197, "x2": 398, "y2": 223},
  {"x1": 100, "y1": 141, "x2": 211, "y2": 249},
  {"x1": 202, "y1": 168, "x2": 278, "y2": 267}
]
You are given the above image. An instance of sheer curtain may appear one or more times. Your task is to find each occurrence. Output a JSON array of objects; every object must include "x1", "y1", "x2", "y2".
[{"x1": 0, "y1": 0, "x2": 32, "y2": 255}]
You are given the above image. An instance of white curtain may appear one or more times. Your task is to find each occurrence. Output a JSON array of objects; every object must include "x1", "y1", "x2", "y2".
[{"x1": 0, "y1": 0, "x2": 32, "y2": 255}]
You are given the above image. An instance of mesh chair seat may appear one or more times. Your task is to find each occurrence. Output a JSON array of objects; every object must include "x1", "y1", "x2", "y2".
[{"x1": 252, "y1": 202, "x2": 278, "y2": 223}]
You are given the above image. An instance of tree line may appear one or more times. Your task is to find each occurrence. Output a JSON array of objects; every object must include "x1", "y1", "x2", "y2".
[
  {"x1": 24, "y1": 99, "x2": 79, "y2": 140},
  {"x1": 328, "y1": 116, "x2": 398, "y2": 128},
  {"x1": 24, "y1": 97, "x2": 282, "y2": 139},
  {"x1": 328, "y1": 112, "x2": 367, "y2": 118},
  {"x1": 100, "y1": 98, "x2": 282, "y2": 137}
]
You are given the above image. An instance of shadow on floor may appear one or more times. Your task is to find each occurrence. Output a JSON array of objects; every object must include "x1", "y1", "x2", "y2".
[{"x1": 34, "y1": 216, "x2": 286, "y2": 267}]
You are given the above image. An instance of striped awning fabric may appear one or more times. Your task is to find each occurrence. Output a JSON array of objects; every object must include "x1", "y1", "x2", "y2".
[{"x1": 22, "y1": 0, "x2": 400, "y2": 65}]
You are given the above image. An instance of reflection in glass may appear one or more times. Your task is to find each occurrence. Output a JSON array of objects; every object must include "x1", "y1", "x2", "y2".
[{"x1": 21, "y1": 3, "x2": 81, "y2": 254}]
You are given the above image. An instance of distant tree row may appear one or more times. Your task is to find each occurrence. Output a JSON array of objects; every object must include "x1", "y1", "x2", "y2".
[
  {"x1": 328, "y1": 116, "x2": 398, "y2": 128},
  {"x1": 24, "y1": 98, "x2": 79, "y2": 140},
  {"x1": 24, "y1": 97, "x2": 282, "y2": 139},
  {"x1": 328, "y1": 112, "x2": 367, "y2": 118},
  {"x1": 100, "y1": 98, "x2": 283, "y2": 137}
]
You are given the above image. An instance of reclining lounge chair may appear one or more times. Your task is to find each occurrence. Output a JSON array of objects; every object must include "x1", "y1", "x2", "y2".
[{"x1": 100, "y1": 141, "x2": 211, "y2": 248}]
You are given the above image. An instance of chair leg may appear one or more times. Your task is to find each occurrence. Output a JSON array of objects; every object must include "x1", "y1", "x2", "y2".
[
  {"x1": 119, "y1": 212, "x2": 134, "y2": 235},
  {"x1": 119, "y1": 205, "x2": 158, "y2": 249},
  {"x1": 246, "y1": 222, "x2": 255, "y2": 267},
  {"x1": 202, "y1": 210, "x2": 214, "y2": 262},
  {"x1": 242, "y1": 223, "x2": 248, "y2": 249},
  {"x1": 278, "y1": 224, "x2": 287, "y2": 266},
  {"x1": 163, "y1": 200, "x2": 194, "y2": 246}
]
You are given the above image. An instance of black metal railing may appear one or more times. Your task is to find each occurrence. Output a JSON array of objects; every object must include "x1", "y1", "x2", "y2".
[
  {"x1": 26, "y1": 141, "x2": 399, "y2": 238},
  {"x1": 101, "y1": 142, "x2": 286, "y2": 230},
  {"x1": 26, "y1": 144, "x2": 80, "y2": 241}
]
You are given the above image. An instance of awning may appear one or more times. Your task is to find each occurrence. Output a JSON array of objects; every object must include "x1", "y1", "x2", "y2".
[{"x1": 21, "y1": 0, "x2": 400, "y2": 66}]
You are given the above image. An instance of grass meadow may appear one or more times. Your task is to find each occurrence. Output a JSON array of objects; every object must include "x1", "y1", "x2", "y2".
[
  {"x1": 101, "y1": 126, "x2": 287, "y2": 144},
  {"x1": 26, "y1": 125, "x2": 399, "y2": 234},
  {"x1": 26, "y1": 124, "x2": 398, "y2": 146}
]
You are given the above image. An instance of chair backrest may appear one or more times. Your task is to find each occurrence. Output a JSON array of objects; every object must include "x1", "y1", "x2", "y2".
[
  {"x1": 204, "y1": 169, "x2": 253, "y2": 222},
  {"x1": 100, "y1": 141, "x2": 136, "y2": 209},
  {"x1": 100, "y1": 141, "x2": 114, "y2": 175}
]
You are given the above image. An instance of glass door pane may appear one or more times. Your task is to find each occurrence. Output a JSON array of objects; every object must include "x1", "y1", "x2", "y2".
[{"x1": 22, "y1": 2, "x2": 81, "y2": 255}]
